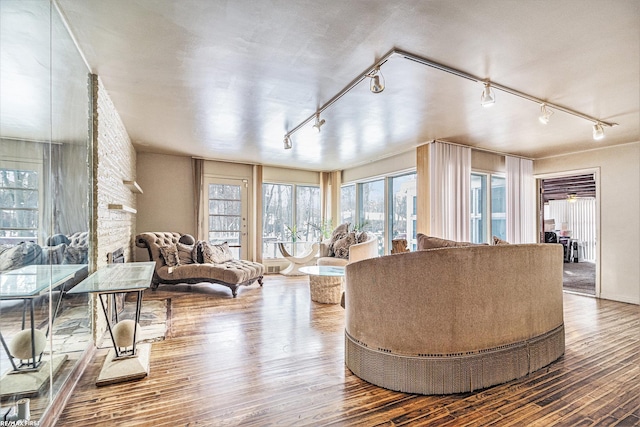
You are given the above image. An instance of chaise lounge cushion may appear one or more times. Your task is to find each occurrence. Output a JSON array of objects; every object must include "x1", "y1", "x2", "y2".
[{"x1": 156, "y1": 259, "x2": 264, "y2": 285}]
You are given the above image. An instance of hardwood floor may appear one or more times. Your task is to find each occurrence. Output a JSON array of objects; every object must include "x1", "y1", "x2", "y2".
[{"x1": 56, "y1": 275, "x2": 640, "y2": 426}]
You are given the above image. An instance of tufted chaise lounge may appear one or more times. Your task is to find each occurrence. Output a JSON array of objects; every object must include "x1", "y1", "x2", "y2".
[{"x1": 136, "y1": 232, "x2": 264, "y2": 298}]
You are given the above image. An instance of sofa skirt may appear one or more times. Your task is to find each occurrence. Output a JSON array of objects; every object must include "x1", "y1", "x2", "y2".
[{"x1": 345, "y1": 324, "x2": 565, "y2": 395}]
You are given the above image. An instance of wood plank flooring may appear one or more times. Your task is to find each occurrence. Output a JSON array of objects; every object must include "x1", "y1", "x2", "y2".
[{"x1": 56, "y1": 275, "x2": 640, "y2": 426}]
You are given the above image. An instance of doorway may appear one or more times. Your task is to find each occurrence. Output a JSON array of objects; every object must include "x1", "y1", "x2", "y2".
[
  {"x1": 538, "y1": 172, "x2": 598, "y2": 296},
  {"x1": 204, "y1": 178, "x2": 248, "y2": 259}
]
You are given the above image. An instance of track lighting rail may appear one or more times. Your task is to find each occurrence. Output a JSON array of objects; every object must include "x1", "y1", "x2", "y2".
[{"x1": 283, "y1": 48, "x2": 617, "y2": 148}]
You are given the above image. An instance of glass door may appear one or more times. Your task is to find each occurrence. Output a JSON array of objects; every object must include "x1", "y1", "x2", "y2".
[{"x1": 204, "y1": 178, "x2": 248, "y2": 259}]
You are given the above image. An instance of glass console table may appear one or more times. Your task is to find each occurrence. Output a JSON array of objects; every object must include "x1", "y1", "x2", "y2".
[
  {"x1": 0, "y1": 264, "x2": 87, "y2": 398},
  {"x1": 68, "y1": 261, "x2": 155, "y2": 386}
]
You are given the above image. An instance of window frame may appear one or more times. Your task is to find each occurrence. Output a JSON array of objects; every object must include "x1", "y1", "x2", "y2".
[
  {"x1": 470, "y1": 171, "x2": 506, "y2": 244},
  {"x1": 0, "y1": 159, "x2": 43, "y2": 245},
  {"x1": 341, "y1": 170, "x2": 417, "y2": 255}
]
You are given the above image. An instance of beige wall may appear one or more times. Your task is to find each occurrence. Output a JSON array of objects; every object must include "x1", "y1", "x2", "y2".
[
  {"x1": 342, "y1": 149, "x2": 415, "y2": 184},
  {"x1": 535, "y1": 142, "x2": 640, "y2": 305},
  {"x1": 135, "y1": 152, "x2": 195, "y2": 261},
  {"x1": 263, "y1": 166, "x2": 319, "y2": 185}
]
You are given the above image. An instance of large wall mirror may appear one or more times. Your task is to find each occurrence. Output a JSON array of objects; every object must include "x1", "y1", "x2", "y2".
[{"x1": 0, "y1": 0, "x2": 92, "y2": 422}]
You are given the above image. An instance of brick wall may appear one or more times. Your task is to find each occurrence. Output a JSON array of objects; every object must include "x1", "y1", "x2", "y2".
[
  {"x1": 90, "y1": 74, "x2": 137, "y2": 341},
  {"x1": 91, "y1": 74, "x2": 137, "y2": 268}
]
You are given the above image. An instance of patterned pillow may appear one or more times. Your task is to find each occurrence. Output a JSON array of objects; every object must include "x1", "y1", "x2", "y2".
[
  {"x1": 176, "y1": 242, "x2": 196, "y2": 265},
  {"x1": 493, "y1": 236, "x2": 510, "y2": 245},
  {"x1": 328, "y1": 222, "x2": 350, "y2": 257},
  {"x1": 201, "y1": 242, "x2": 234, "y2": 264},
  {"x1": 333, "y1": 232, "x2": 357, "y2": 259},
  {"x1": 159, "y1": 244, "x2": 180, "y2": 267}
]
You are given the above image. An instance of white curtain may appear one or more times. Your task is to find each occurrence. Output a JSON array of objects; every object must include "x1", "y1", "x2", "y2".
[
  {"x1": 505, "y1": 156, "x2": 536, "y2": 243},
  {"x1": 429, "y1": 142, "x2": 471, "y2": 241}
]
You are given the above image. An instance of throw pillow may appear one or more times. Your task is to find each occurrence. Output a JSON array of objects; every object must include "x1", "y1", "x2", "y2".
[
  {"x1": 493, "y1": 236, "x2": 510, "y2": 245},
  {"x1": 328, "y1": 222, "x2": 350, "y2": 257},
  {"x1": 416, "y1": 233, "x2": 475, "y2": 250},
  {"x1": 179, "y1": 234, "x2": 196, "y2": 245},
  {"x1": 63, "y1": 244, "x2": 88, "y2": 264},
  {"x1": 201, "y1": 241, "x2": 234, "y2": 264},
  {"x1": 159, "y1": 244, "x2": 180, "y2": 267},
  {"x1": 333, "y1": 232, "x2": 357, "y2": 259},
  {"x1": 176, "y1": 242, "x2": 196, "y2": 265}
]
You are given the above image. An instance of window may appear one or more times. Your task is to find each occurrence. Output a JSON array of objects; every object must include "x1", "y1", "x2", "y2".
[
  {"x1": 340, "y1": 172, "x2": 417, "y2": 255},
  {"x1": 358, "y1": 180, "x2": 385, "y2": 255},
  {"x1": 390, "y1": 173, "x2": 417, "y2": 251},
  {"x1": 491, "y1": 175, "x2": 506, "y2": 241},
  {"x1": 296, "y1": 185, "x2": 321, "y2": 242},
  {"x1": 340, "y1": 184, "x2": 355, "y2": 225},
  {"x1": 0, "y1": 168, "x2": 39, "y2": 244},
  {"x1": 470, "y1": 172, "x2": 505, "y2": 244},
  {"x1": 262, "y1": 183, "x2": 320, "y2": 259}
]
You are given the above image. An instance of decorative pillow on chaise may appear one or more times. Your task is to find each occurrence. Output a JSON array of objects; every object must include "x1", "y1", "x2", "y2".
[
  {"x1": 176, "y1": 242, "x2": 196, "y2": 265},
  {"x1": 201, "y1": 241, "x2": 234, "y2": 264},
  {"x1": 159, "y1": 244, "x2": 180, "y2": 267}
]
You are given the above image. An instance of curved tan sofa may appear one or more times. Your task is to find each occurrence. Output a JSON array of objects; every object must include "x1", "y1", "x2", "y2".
[{"x1": 344, "y1": 243, "x2": 564, "y2": 394}]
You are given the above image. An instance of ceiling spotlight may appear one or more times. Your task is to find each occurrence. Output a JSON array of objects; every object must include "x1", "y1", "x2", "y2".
[
  {"x1": 592, "y1": 122, "x2": 605, "y2": 140},
  {"x1": 283, "y1": 135, "x2": 292, "y2": 150},
  {"x1": 567, "y1": 193, "x2": 578, "y2": 203},
  {"x1": 480, "y1": 82, "x2": 495, "y2": 107},
  {"x1": 312, "y1": 112, "x2": 326, "y2": 132},
  {"x1": 365, "y1": 66, "x2": 385, "y2": 93},
  {"x1": 539, "y1": 103, "x2": 553, "y2": 124}
]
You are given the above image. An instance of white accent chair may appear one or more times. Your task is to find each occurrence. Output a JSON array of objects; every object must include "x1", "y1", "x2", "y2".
[
  {"x1": 277, "y1": 242, "x2": 319, "y2": 276},
  {"x1": 317, "y1": 232, "x2": 378, "y2": 267}
]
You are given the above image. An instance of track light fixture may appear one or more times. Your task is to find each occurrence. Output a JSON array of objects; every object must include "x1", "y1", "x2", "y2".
[
  {"x1": 365, "y1": 66, "x2": 385, "y2": 93},
  {"x1": 539, "y1": 103, "x2": 553, "y2": 124},
  {"x1": 592, "y1": 122, "x2": 605, "y2": 140},
  {"x1": 480, "y1": 82, "x2": 495, "y2": 107},
  {"x1": 312, "y1": 113, "x2": 326, "y2": 132},
  {"x1": 282, "y1": 48, "x2": 617, "y2": 150}
]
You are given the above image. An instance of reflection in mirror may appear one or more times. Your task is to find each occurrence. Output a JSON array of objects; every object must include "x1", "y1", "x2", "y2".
[{"x1": 0, "y1": 0, "x2": 91, "y2": 422}]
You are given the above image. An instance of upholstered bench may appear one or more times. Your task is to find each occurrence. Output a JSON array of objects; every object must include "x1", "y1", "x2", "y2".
[{"x1": 136, "y1": 232, "x2": 264, "y2": 298}]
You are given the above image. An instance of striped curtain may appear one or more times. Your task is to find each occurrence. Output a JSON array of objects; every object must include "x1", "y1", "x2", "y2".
[
  {"x1": 506, "y1": 156, "x2": 536, "y2": 243},
  {"x1": 428, "y1": 141, "x2": 471, "y2": 241}
]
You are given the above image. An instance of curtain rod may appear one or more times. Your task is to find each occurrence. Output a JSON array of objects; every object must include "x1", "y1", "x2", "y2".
[{"x1": 424, "y1": 139, "x2": 534, "y2": 161}]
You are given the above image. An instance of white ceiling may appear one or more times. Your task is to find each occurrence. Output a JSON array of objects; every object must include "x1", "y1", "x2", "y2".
[{"x1": 56, "y1": 0, "x2": 639, "y2": 171}]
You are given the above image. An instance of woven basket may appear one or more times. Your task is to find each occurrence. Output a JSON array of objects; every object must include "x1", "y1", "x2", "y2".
[{"x1": 309, "y1": 276, "x2": 343, "y2": 304}]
